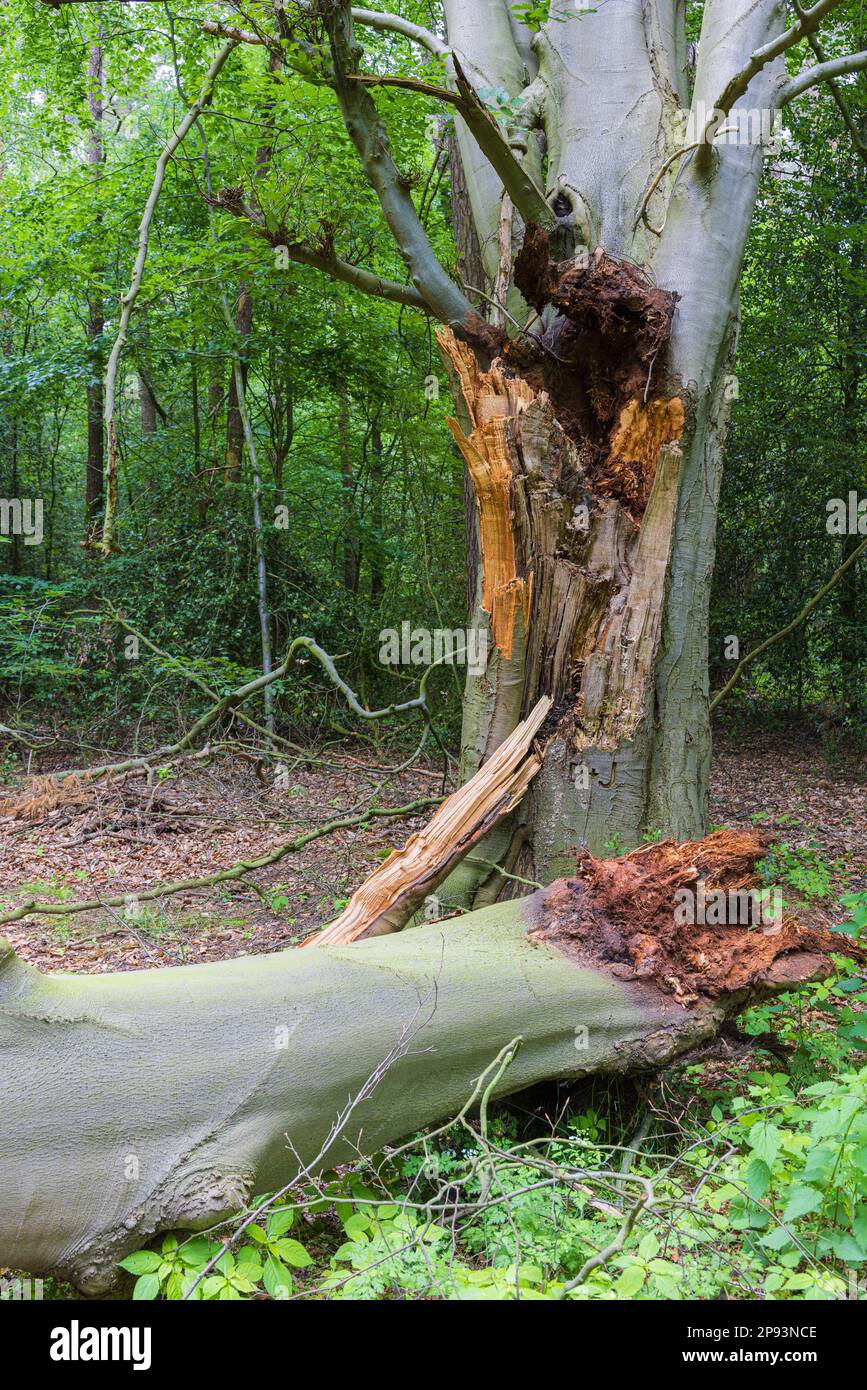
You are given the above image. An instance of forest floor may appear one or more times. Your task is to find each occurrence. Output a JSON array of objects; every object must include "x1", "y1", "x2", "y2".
[{"x1": 1, "y1": 727, "x2": 864, "y2": 975}]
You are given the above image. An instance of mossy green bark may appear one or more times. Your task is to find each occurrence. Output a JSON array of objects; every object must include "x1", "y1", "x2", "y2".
[{"x1": 1, "y1": 897, "x2": 723, "y2": 1293}]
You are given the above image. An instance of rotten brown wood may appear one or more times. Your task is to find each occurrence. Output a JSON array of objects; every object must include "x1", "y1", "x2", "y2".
[
  {"x1": 438, "y1": 323, "x2": 685, "y2": 753},
  {"x1": 533, "y1": 829, "x2": 866, "y2": 1006}
]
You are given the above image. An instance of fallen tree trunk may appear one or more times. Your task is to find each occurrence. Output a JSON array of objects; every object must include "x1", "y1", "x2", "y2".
[{"x1": 0, "y1": 834, "x2": 844, "y2": 1295}]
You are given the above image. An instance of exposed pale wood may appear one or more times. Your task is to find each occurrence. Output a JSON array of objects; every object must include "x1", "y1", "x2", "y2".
[
  {"x1": 439, "y1": 329, "x2": 532, "y2": 660},
  {"x1": 308, "y1": 697, "x2": 552, "y2": 946}
]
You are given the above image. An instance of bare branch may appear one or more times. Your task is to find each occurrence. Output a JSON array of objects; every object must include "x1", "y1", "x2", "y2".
[
  {"x1": 709, "y1": 0, "x2": 846, "y2": 127},
  {"x1": 779, "y1": 49, "x2": 867, "y2": 106},
  {"x1": 351, "y1": 6, "x2": 450, "y2": 59},
  {"x1": 323, "y1": 2, "x2": 473, "y2": 324}
]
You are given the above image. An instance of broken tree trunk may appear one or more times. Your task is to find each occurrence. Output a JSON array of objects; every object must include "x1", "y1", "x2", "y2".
[
  {"x1": 1, "y1": 831, "x2": 852, "y2": 1296},
  {"x1": 311, "y1": 696, "x2": 551, "y2": 946},
  {"x1": 439, "y1": 289, "x2": 690, "y2": 896}
]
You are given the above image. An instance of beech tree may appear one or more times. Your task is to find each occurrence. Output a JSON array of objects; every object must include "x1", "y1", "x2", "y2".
[
  {"x1": 2, "y1": 0, "x2": 865, "y2": 1294},
  {"x1": 204, "y1": 0, "x2": 866, "y2": 886}
]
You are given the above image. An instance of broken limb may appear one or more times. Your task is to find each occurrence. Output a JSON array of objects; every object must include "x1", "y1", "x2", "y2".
[
  {"x1": 28, "y1": 631, "x2": 440, "y2": 788},
  {"x1": 710, "y1": 534, "x2": 867, "y2": 712},
  {"x1": 309, "y1": 696, "x2": 551, "y2": 946},
  {"x1": 0, "y1": 837, "x2": 843, "y2": 1294},
  {"x1": 0, "y1": 797, "x2": 443, "y2": 929}
]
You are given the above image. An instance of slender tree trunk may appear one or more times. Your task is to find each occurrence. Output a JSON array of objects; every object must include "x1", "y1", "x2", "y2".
[
  {"x1": 85, "y1": 37, "x2": 105, "y2": 527},
  {"x1": 369, "y1": 414, "x2": 386, "y2": 602},
  {"x1": 137, "y1": 310, "x2": 158, "y2": 437},
  {"x1": 225, "y1": 286, "x2": 252, "y2": 483}
]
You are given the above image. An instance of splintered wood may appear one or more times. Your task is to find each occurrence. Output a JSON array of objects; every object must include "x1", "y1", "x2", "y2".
[
  {"x1": 307, "y1": 697, "x2": 552, "y2": 947},
  {"x1": 439, "y1": 328, "x2": 531, "y2": 660},
  {"x1": 534, "y1": 830, "x2": 866, "y2": 1004}
]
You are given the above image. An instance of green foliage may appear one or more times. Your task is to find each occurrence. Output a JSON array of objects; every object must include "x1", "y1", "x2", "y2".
[
  {"x1": 758, "y1": 841, "x2": 836, "y2": 903},
  {"x1": 114, "y1": 921, "x2": 867, "y2": 1302},
  {"x1": 118, "y1": 1202, "x2": 313, "y2": 1301}
]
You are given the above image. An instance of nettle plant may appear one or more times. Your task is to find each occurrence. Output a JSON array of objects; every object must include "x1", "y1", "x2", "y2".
[{"x1": 701, "y1": 1067, "x2": 867, "y2": 1297}]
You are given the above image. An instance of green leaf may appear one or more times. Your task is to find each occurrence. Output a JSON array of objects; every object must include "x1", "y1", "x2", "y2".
[
  {"x1": 263, "y1": 1255, "x2": 293, "y2": 1300},
  {"x1": 829, "y1": 1232, "x2": 866, "y2": 1263},
  {"x1": 118, "y1": 1250, "x2": 162, "y2": 1275},
  {"x1": 615, "y1": 1265, "x2": 646, "y2": 1298},
  {"x1": 343, "y1": 1213, "x2": 370, "y2": 1242},
  {"x1": 747, "y1": 1120, "x2": 781, "y2": 1166},
  {"x1": 267, "y1": 1208, "x2": 296, "y2": 1237},
  {"x1": 132, "y1": 1273, "x2": 161, "y2": 1300},
  {"x1": 801, "y1": 1144, "x2": 839, "y2": 1187},
  {"x1": 744, "y1": 1156, "x2": 771, "y2": 1199},
  {"x1": 235, "y1": 1248, "x2": 264, "y2": 1281},
  {"x1": 760, "y1": 1227, "x2": 793, "y2": 1252},
  {"x1": 783, "y1": 1185, "x2": 823, "y2": 1221},
  {"x1": 273, "y1": 1237, "x2": 313, "y2": 1268},
  {"x1": 178, "y1": 1237, "x2": 215, "y2": 1267}
]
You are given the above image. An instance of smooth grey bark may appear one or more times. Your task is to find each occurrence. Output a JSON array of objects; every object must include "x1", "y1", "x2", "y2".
[
  {"x1": 438, "y1": 0, "x2": 801, "y2": 876},
  {"x1": 0, "y1": 896, "x2": 813, "y2": 1294}
]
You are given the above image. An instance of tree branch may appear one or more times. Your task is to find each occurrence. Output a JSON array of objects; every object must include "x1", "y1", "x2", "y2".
[
  {"x1": 200, "y1": 20, "x2": 280, "y2": 53},
  {"x1": 710, "y1": 534, "x2": 867, "y2": 711},
  {"x1": 448, "y1": 54, "x2": 555, "y2": 231},
  {"x1": 709, "y1": 0, "x2": 846, "y2": 128},
  {"x1": 800, "y1": 25, "x2": 867, "y2": 158},
  {"x1": 0, "y1": 799, "x2": 442, "y2": 929},
  {"x1": 347, "y1": 59, "x2": 555, "y2": 231},
  {"x1": 324, "y1": 1, "x2": 473, "y2": 324},
  {"x1": 351, "y1": 6, "x2": 450, "y2": 59},
  {"x1": 779, "y1": 49, "x2": 867, "y2": 106},
  {"x1": 208, "y1": 186, "x2": 430, "y2": 310}
]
